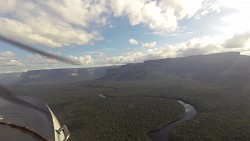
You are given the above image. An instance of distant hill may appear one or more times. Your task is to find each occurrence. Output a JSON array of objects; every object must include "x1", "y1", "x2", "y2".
[
  {"x1": 19, "y1": 66, "x2": 114, "y2": 85},
  {"x1": 0, "y1": 66, "x2": 115, "y2": 86},
  {"x1": 3, "y1": 52, "x2": 250, "y2": 88},
  {"x1": 101, "y1": 52, "x2": 250, "y2": 86},
  {"x1": 0, "y1": 73, "x2": 23, "y2": 86}
]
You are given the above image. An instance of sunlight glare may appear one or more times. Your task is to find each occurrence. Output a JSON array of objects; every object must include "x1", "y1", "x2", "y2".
[{"x1": 219, "y1": 0, "x2": 250, "y2": 34}]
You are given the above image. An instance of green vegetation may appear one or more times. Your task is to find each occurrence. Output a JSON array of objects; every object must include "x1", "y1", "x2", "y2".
[
  {"x1": 11, "y1": 81, "x2": 185, "y2": 141},
  {"x1": 5, "y1": 53, "x2": 250, "y2": 141},
  {"x1": 56, "y1": 97, "x2": 184, "y2": 141},
  {"x1": 11, "y1": 76, "x2": 250, "y2": 141}
]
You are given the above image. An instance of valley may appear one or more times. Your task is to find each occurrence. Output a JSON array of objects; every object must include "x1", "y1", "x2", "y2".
[{"x1": 2, "y1": 52, "x2": 250, "y2": 141}]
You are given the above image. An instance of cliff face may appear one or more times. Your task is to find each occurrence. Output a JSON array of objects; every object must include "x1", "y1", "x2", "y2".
[
  {"x1": 2, "y1": 52, "x2": 250, "y2": 86},
  {"x1": 19, "y1": 66, "x2": 113, "y2": 83},
  {"x1": 0, "y1": 66, "x2": 118, "y2": 86},
  {"x1": 101, "y1": 52, "x2": 250, "y2": 82}
]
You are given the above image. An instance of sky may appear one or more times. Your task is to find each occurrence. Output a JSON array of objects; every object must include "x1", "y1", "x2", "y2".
[{"x1": 0, "y1": 0, "x2": 250, "y2": 73}]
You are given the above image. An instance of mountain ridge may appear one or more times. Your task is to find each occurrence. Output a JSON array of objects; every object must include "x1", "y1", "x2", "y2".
[
  {"x1": 101, "y1": 52, "x2": 250, "y2": 84},
  {"x1": 0, "y1": 66, "x2": 115, "y2": 86}
]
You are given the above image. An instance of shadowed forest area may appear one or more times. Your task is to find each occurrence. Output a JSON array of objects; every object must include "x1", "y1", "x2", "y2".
[{"x1": 9, "y1": 77, "x2": 250, "y2": 141}]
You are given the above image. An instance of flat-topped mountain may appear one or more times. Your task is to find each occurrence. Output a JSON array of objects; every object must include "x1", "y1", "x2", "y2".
[
  {"x1": 20, "y1": 66, "x2": 114, "y2": 83},
  {"x1": 101, "y1": 52, "x2": 250, "y2": 84},
  {"x1": 2, "y1": 52, "x2": 250, "y2": 88},
  {"x1": 0, "y1": 66, "x2": 114, "y2": 86}
]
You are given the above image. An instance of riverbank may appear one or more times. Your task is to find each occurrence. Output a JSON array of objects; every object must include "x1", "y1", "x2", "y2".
[
  {"x1": 100, "y1": 94, "x2": 197, "y2": 141},
  {"x1": 147, "y1": 100, "x2": 197, "y2": 141}
]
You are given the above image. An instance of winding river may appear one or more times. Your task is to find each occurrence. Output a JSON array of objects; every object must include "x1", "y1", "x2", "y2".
[
  {"x1": 98, "y1": 94, "x2": 197, "y2": 141},
  {"x1": 147, "y1": 100, "x2": 197, "y2": 141}
]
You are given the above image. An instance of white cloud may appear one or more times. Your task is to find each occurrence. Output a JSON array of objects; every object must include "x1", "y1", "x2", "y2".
[
  {"x1": 1, "y1": 0, "x2": 250, "y2": 73},
  {"x1": 0, "y1": 51, "x2": 25, "y2": 73},
  {"x1": 0, "y1": 51, "x2": 15, "y2": 60},
  {"x1": 0, "y1": 17, "x2": 103, "y2": 48},
  {"x1": 42, "y1": 0, "x2": 108, "y2": 27},
  {"x1": 194, "y1": 0, "x2": 221, "y2": 19},
  {"x1": 69, "y1": 55, "x2": 95, "y2": 65},
  {"x1": 0, "y1": 51, "x2": 24, "y2": 67},
  {"x1": 109, "y1": 0, "x2": 203, "y2": 34},
  {"x1": 0, "y1": 0, "x2": 16, "y2": 14},
  {"x1": 99, "y1": 52, "x2": 108, "y2": 59},
  {"x1": 211, "y1": 0, "x2": 250, "y2": 35},
  {"x1": 99, "y1": 52, "x2": 149, "y2": 65},
  {"x1": 142, "y1": 42, "x2": 157, "y2": 48},
  {"x1": 0, "y1": 0, "x2": 104, "y2": 48},
  {"x1": 97, "y1": 33, "x2": 250, "y2": 65},
  {"x1": 2, "y1": 32, "x2": 250, "y2": 73},
  {"x1": 101, "y1": 43, "x2": 213, "y2": 65},
  {"x1": 224, "y1": 32, "x2": 250, "y2": 48},
  {"x1": 0, "y1": 0, "x2": 238, "y2": 48},
  {"x1": 0, "y1": 52, "x2": 96, "y2": 73},
  {"x1": 128, "y1": 38, "x2": 138, "y2": 45}
]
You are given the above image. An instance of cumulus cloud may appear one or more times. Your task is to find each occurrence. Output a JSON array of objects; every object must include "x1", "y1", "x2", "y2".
[
  {"x1": 0, "y1": 0, "x2": 16, "y2": 14},
  {"x1": 0, "y1": 51, "x2": 15, "y2": 60},
  {"x1": 102, "y1": 43, "x2": 218, "y2": 65},
  {"x1": 97, "y1": 33, "x2": 250, "y2": 65},
  {"x1": 42, "y1": 0, "x2": 108, "y2": 27},
  {"x1": 128, "y1": 38, "x2": 138, "y2": 45},
  {"x1": 194, "y1": 0, "x2": 221, "y2": 19},
  {"x1": 0, "y1": 0, "x2": 104, "y2": 48},
  {"x1": 109, "y1": 0, "x2": 203, "y2": 34},
  {"x1": 0, "y1": 0, "x2": 213, "y2": 47},
  {"x1": 2, "y1": 32, "x2": 250, "y2": 73},
  {"x1": 224, "y1": 32, "x2": 250, "y2": 48},
  {"x1": 2, "y1": 53, "x2": 65, "y2": 73},
  {"x1": 1, "y1": 0, "x2": 250, "y2": 73},
  {"x1": 0, "y1": 51, "x2": 23, "y2": 66},
  {"x1": 69, "y1": 55, "x2": 95, "y2": 65},
  {"x1": 0, "y1": 52, "x2": 96, "y2": 73},
  {"x1": 142, "y1": 42, "x2": 157, "y2": 48},
  {"x1": 215, "y1": 0, "x2": 250, "y2": 35},
  {"x1": 0, "y1": 51, "x2": 25, "y2": 73}
]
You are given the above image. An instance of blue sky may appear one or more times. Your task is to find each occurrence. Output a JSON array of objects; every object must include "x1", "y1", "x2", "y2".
[{"x1": 0, "y1": 0, "x2": 250, "y2": 73}]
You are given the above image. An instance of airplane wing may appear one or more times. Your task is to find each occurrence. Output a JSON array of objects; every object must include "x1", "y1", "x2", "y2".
[{"x1": 0, "y1": 95, "x2": 69, "y2": 141}]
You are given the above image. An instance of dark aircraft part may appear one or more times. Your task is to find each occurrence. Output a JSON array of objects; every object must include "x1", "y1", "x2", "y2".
[
  {"x1": 0, "y1": 34, "x2": 72, "y2": 141},
  {"x1": 0, "y1": 34, "x2": 82, "y2": 65},
  {"x1": 56, "y1": 125, "x2": 70, "y2": 141},
  {"x1": 0, "y1": 96, "x2": 54, "y2": 141},
  {"x1": 0, "y1": 123, "x2": 47, "y2": 141},
  {"x1": 0, "y1": 33, "x2": 73, "y2": 140}
]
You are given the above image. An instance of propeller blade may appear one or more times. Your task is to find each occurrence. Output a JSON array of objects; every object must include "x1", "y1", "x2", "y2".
[{"x1": 0, "y1": 34, "x2": 82, "y2": 65}]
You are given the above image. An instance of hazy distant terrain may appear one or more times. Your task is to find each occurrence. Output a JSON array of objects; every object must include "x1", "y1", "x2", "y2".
[
  {"x1": 4, "y1": 52, "x2": 250, "y2": 141},
  {"x1": 0, "y1": 72, "x2": 22, "y2": 86},
  {"x1": 102, "y1": 52, "x2": 250, "y2": 84},
  {"x1": 0, "y1": 66, "x2": 114, "y2": 86}
]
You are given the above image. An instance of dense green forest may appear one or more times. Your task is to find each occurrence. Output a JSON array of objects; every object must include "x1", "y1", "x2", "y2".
[
  {"x1": 55, "y1": 97, "x2": 184, "y2": 141},
  {"x1": 11, "y1": 76, "x2": 250, "y2": 141},
  {"x1": 11, "y1": 81, "x2": 185, "y2": 141}
]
